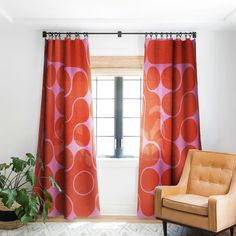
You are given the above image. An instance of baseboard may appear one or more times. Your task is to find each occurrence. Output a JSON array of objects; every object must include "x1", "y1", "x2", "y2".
[{"x1": 44, "y1": 215, "x2": 159, "y2": 223}]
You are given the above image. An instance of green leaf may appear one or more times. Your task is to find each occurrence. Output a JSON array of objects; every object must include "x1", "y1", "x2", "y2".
[
  {"x1": 0, "y1": 175, "x2": 6, "y2": 188},
  {"x1": 20, "y1": 214, "x2": 32, "y2": 224},
  {"x1": 1, "y1": 189, "x2": 17, "y2": 208},
  {"x1": 42, "y1": 200, "x2": 51, "y2": 223},
  {"x1": 26, "y1": 153, "x2": 36, "y2": 166},
  {"x1": 28, "y1": 195, "x2": 40, "y2": 217},
  {"x1": 48, "y1": 176, "x2": 62, "y2": 192},
  {"x1": 36, "y1": 154, "x2": 44, "y2": 171},
  {"x1": 26, "y1": 153, "x2": 35, "y2": 159},
  {"x1": 26, "y1": 170, "x2": 36, "y2": 185},
  {"x1": 15, "y1": 189, "x2": 29, "y2": 207},
  {"x1": 0, "y1": 163, "x2": 10, "y2": 171},
  {"x1": 15, "y1": 205, "x2": 24, "y2": 219},
  {"x1": 11, "y1": 157, "x2": 27, "y2": 172},
  {"x1": 42, "y1": 191, "x2": 52, "y2": 223},
  {"x1": 43, "y1": 191, "x2": 52, "y2": 202}
]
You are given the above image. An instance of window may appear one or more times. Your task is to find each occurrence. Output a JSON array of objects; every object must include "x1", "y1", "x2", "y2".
[{"x1": 92, "y1": 75, "x2": 142, "y2": 158}]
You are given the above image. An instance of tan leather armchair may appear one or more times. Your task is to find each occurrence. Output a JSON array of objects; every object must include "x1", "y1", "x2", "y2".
[{"x1": 155, "y1": 150, "x2": 236, "y2": 236}]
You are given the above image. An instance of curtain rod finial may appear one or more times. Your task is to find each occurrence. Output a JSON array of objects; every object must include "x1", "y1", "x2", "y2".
[{"x1": 42, "y1": 31, "x2": 47, "y2": 38}]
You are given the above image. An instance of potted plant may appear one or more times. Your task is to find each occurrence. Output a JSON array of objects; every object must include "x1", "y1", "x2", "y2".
[{"x1": 0, "y1": 153, "x2": 61, "y2": 229}]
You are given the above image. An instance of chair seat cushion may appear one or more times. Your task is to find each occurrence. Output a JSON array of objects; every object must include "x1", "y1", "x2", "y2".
[{"x1": 162, "y1": 194, "x2": 208, "y2": 216}]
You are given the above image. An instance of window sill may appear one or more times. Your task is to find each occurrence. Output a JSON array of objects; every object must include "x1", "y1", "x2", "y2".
[{"x1": 96, "y1": 156, "x2": 139, "y2": 168}]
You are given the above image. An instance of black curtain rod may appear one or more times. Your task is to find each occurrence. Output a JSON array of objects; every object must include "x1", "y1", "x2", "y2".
[{"x1": 42, "y1": 31, "x2": 197, "y2": 38}]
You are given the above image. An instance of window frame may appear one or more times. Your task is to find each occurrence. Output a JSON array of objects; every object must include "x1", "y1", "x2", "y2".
[{"x1": 90, "y1": 56, "x2": 144, "y2": 158}]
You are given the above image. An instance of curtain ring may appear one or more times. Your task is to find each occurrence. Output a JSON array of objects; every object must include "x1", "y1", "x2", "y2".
[
  {"x1": 51, "y1": 33, "x2": 54, "y2": 39},
  {"x1": 75, "y1": 33, "x2": 79, "y2": 39},
  {"x1": 66, "y1": 32, "x2": 71, "y2": 39}
]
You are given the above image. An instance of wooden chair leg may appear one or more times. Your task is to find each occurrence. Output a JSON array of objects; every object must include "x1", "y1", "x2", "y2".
[
  {"x1": 230, "y1": 227, "x2": 234, "y2": 236},
  {"x1": 162, "y1": 221, "x2": 167, "y2": 236}
]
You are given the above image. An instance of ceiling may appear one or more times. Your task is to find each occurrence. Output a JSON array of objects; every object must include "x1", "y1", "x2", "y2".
[{"x1": 0, "y1": 0, "x2": 236, "y2": 30}]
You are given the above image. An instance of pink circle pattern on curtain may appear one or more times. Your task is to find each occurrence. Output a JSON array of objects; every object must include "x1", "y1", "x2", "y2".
[
  {"x1": 138, "y1": 38, "x2": 201, "y2": 218},
  {"x1": 34, "y1": 38, "x2": 100, "y2": 219}
]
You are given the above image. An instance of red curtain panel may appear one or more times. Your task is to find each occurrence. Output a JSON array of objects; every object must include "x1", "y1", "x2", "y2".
[
  {"x1": 138, "y1": 38, "x2": 201, "y2": 218},
  {"x1": 34, "y1": 38, "x2": 100, "y2": 219}
]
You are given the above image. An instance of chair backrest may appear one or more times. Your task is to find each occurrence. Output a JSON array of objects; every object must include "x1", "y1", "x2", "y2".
[{"x1": 187, "y1": 150, "x2": 236, "y2": 197}]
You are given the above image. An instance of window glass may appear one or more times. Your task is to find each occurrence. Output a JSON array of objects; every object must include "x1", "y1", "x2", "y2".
[
  {"x1": 123, "y1": 80, "x2": 141, "y2": 98},
  {"x1": 123, "y1": 137, "x2": 140, "y2": 156},
  {"x1": 123, "y1": 118, "x2": 140, "y2": 136},
  {"x1": 97, "y1": 100, "x2": 114, "y2": 117},
  {"x1": 123, "y1": 100, "x2": 140, "y2": 117},
  {"x1": 97, "y1": 80, "x2": 114, "y2": 98},
  {"x1": 97, "y1": 118, "x2": 114, "y2": 136},
  {"x1": 96, "y1": 137, "x2": 114, "y2": 156},
  {"x1": 92, "y1": 76, "x2": 142, "y2": 158}
]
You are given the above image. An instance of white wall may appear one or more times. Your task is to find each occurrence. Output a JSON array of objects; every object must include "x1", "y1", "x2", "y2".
[
  {"x1": 0, "y1": 28, "x2": 236, "y2": 215},
  {"x1": 197, "y1": 31, "x2": 236, "y2": 153}
]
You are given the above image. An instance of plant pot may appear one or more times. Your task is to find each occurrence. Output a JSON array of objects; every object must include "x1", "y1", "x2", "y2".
[{"x1": 0, "y1": 199, "x2": 23, "y2": 229}]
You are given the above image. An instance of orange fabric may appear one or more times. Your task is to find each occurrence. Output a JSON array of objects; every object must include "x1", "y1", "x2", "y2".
[
  {"x1": 34, "y1": 39, "x2": 100, "y2": 219},
  {"x1": 138, "y1": 39, "x2": 201, "y2": 218},
  {"x1": 188, "y1": 151, "x2": 235, "y2": 197},
  {"x1": 163, "y1": 194, "x2": 208, "y2": 216}
]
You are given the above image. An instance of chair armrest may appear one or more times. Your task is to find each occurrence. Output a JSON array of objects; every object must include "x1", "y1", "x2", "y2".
[
  {"x1": 154, "y1": 185, "x2": 187, "y2": 218},
  {"x1": 208, "y1": 194, "x2": 236, "y2": 232}
]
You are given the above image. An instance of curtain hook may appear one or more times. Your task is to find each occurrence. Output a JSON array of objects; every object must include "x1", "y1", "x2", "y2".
[
  {"x1": 150, "y1": 32, "x2": 153, "y2": 39},
  {"x1": 84, "y1": 33, "x2": 88, "y2": 39}
]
